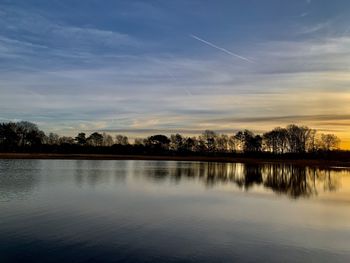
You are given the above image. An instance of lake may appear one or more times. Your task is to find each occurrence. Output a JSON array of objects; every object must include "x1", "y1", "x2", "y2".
[{"x1": 0, "y1": 159, "x2": 350, "y2": 262}]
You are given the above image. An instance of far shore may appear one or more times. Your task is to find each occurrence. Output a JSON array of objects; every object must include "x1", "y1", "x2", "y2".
[{"x1": 1, "y1": 153, "x2": 350, "y2": 168}]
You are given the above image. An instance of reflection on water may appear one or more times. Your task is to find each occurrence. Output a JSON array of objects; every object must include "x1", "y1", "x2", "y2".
[
  {"x1": 73, "y1": 160, "x2": 127, "y2": 187},
  {"x1": 0, "y1": 160, "x2": 350, "y2": 263},
  {"x1": 0, "y1": 160, "x2": 344, "y2": 200},
  {"x1": 138, "y1": 162, "x2": 342, "y2": 198}
]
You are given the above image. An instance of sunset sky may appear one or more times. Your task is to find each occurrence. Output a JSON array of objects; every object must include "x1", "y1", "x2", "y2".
[{"x1": 1, "y1": 0, "x2": 350, "y2": 147}]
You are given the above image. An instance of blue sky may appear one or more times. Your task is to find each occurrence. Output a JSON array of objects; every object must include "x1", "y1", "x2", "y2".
[{"x1": 1, "y1": 0, "x2": 350, "y2": 145}]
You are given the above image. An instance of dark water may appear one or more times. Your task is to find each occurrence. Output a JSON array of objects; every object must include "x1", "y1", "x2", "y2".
[{"x1": 0, "y1": 160, "x2": 350, "y2": 263}]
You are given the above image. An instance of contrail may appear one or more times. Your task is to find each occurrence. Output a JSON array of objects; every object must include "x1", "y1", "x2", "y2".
[{"x1": 190, "y1": 34, "x2": 255, "y2": 63}]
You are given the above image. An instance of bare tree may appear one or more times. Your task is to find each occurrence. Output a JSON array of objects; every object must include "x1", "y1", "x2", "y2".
[
  {"x1": 183, "y1": 137, "x2": 197, "y2": 152},
  {"x1": 263, "y1": 127, "x2": 288, "y2": 154},
  {"x1": 15, "y1": 121, "x2": 45, "y2": 147},
  {"x1": 134, "y1": 138, "x2": 144, "y2": 145},
  {"x1": 216, "y1": 134, "x2": 229, "y2": 152},
  {"x1": 102, "y1": 133, "x2": 114, "y2": 146},
  {"x1": 318, "y1": 134, "x2": 340, "y2": 151},
  {"x1": 170, "y1": 134, "x2": 183, "y2": 151},
  {"x1": 59, "y1": 136, "x2": 75, "y2": 145},
  {"x1": 200, "y1": 130, "x2": 217, "y2": 152},
  {"x1": 228, "y1": 135, "x2": 237, "y2": 152},
  {"x1": 47, "y1": 133, "x2": 60, "y2": 145},
  {"x1": 115, "y1": 134, "x2": 129, "y2": 145},
  {"x1": 286, "y1": 125, "x2": 312, "y2": 153},
  {"x1": 306, "y1": 129, "x2": 317, "y2": 152}
]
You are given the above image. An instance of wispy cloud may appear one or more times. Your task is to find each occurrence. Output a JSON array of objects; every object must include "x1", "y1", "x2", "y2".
[
  {"x1": 298, "y1": 21, "x2": 330, "y2": 35},
  {"x1": 210, "y1": 114, "x2": 350, "y2": 124},
  {"x1": 51, "y1": 25, "x2": 137, "y2": 48},
  {"x1": 190, "y1": 34, "x2": 255, "y2": 63}
]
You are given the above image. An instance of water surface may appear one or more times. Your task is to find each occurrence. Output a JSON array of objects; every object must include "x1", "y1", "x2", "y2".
[{"x1": 0, "y1": 160, "x2": 350, "y2": 262}]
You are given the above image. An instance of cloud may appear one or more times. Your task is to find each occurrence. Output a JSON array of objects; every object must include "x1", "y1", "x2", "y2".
[
  {"x1": 298, "y1": 22, "x2": 330, "y2": 35},
  {"x1": 0, "y1": 3, "x2": 140, "y2": 66},
  {"x1": 210, "y1": 114, "x2": 350, "y2": 125},
  {"x1": 51, "y1": 25, "x2": 137, "y2": 48},
  {"x1": 1, "y1": 42, "x2": 349, "y2": 137},
  {"x1": 97, "y1": 128, "x2": 240, "y2": 135}
]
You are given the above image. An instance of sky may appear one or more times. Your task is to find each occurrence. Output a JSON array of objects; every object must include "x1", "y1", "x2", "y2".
[{"x1": 1, "y1": 0, "x2": 350, "y2": 147}]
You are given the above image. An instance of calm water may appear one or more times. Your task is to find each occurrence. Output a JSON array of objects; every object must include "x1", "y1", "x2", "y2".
[{"x1": 0, "y1": 160, "x2": 350, "y2": 263}]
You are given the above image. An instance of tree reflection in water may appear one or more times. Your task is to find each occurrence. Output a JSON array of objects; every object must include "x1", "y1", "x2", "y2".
[{"x1": 143, "y1": 162, "x2": 341, "y2": 198}]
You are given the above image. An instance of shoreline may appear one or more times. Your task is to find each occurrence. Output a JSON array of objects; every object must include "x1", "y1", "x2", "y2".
[{"x1": 1, "y1": 153, "x2": 350, "y2": 168}]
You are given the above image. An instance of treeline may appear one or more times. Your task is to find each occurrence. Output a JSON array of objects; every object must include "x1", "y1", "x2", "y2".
[{"x1": 0, "y1": 121, "x2": 342, "y2": 157}]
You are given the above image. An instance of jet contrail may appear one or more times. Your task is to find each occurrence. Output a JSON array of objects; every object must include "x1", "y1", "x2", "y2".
[{"x1": 190, "y1": 34, "x2": 255, "y2": 63}]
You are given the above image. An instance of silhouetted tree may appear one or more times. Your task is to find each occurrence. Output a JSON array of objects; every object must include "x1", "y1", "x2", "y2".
[
  {"x1": 318, "y1": 134, "x2": 340, "y2": 151},
  {"x1": 307, "y1": 129, "x2": 317, "y2": 152},
  {"x1": 134, "y1": 138, "x2": 144, "y2": 145},
  {"x1": 75, "y1": 133, "x2": 87, "y2": 145},
  {"x1": 286, "y1": 124, "x2": 312, "y2": 153},
  {"x1": 47, "y1": 133, "x2": 60, "y2": 145},
  {"x1": 170, "y1": 134, "x2": 183, "y2": 151},
  {"x1": 200, "y1": 130, "x2": 217, "y2": 152},
  {"x1": 0, "y1": 121, "x2": 345, "y2": 157},
  {"x1": 235, "y1": 130, "x2": 262, "y2": 153},
  {"x1": 15, "y1": 121, "x2": 45, "y2": 147},
  {"x1": 87, "y1": 132, "x2": 103, "y2": 146},
  {"x1": 0, "y1": 123, "x2": 20, "y2": 150},
  {"x1": 263, "y1": 127, "x2": 288, "y2": 154},
  {"x1": 234, "y1": 131, "x2": 245, "y2": 152},
  {"x1": 102, "y1": 133, "x2": 114, "y2": 146},
  {"x1": 182, "y1": 137, "x2": 196, "y2": 152},
  {"x1": 216, "y1": 134, "x2": 229, "y2": 152},
  {"x1": 228, "y1": 135, "x2": 237, "y2": 152},
  {"x1": 59, "y1": 136, "x2": 75, "y2": 145},
  {"x1": 115, "y1": 134, "x2": 129, "y2": 145},
  {"x1": 27, "y1": 129, "x2": 45, "y2": 146},
  {"x1": 146, "y1": 135, "x2": 170, "y2": 150}
]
